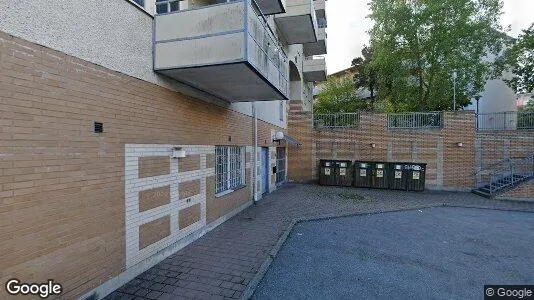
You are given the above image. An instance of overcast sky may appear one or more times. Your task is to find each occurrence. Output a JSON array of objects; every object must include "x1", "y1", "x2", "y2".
[{"x1": 326, "y1": 0, "x2": 534, "y2": 74}]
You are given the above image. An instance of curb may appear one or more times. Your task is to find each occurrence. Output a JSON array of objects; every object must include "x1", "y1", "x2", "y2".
[{"x1": 240, "y1": 203, "x2": 534, "y2": 299}]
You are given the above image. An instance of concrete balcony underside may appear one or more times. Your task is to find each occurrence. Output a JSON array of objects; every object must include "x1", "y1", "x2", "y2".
[
  {"x1": 303, "y1": 57, "x2": 326, "y2": 82},
  {"x1": 256, "y1": 0, "x2": 286, "y2": 15},
  {"x1": 154, "y1": 1, "x2": 289, "y2": 102},
  {"x1": 274, "y1": 0, "x2": 317, "y2": 44},
  {"x1": 303, "y1": 27, "x2": 326, "y2": 56}
]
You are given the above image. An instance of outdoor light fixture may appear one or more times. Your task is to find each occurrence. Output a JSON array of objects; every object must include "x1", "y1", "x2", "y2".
[
  {"x1": 457, "y1": 142, "x2": 463, "y2": 147},
  {"x1": 370, "y1": 143, "x2": 376, "y2": 148},
  {"x1": 274, "y1": 131, "x2": 284, "y2": 141},
  {"x1": 172, "y1": 147, "x2": 186, "y2": 158}
]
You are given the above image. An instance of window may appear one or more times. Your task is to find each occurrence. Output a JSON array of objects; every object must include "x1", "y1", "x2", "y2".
[
  {"x1": 156, "y1": 0, "x2": 181, "y2": 14},
  {"x1": 215, "y1": 146, "x2": 245, "y2": 194},
  {"x1": 279, "y1": 101, "x2": 284, "y2": 121},
  {"x1": 132, "y1": 0, "x2": 145, "y2": 7}
]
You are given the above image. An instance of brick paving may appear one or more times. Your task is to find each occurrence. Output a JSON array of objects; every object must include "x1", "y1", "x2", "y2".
[{"x1": 105, "y1": 184, "x2": 534, "y2": 300}]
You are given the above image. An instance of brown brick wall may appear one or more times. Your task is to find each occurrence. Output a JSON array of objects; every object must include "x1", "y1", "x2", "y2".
[
  {"x1": 179, "y1": 180, "x2": 200, "y2": 200},
  {"x1": 288, "y1": 103, "x2": 476, "y2": 189},
  {"x1": 499, "y1": 179, "x2": 534, "y2": 199},
  {"x1": 139, "y1": 216, "x2": 171, "y2": 250},
  {"x1": 206, "y1": 171, "x2": 251, "y2": 223},
  {"x1": 179, "y1": 155, "x2": 200, "y2": 172},
  {"x1": 0, "y1": 31, "x2": 281, "y2": 298},
  {"x1": 139, "y1": 185, "x2": 171, "y2": 212},
  {"x1": 139, "y1": 156, "x2": 170, "y2": 178},
  {"x1": 179, "y1": 204, "x2": 201, "y2": 229}
]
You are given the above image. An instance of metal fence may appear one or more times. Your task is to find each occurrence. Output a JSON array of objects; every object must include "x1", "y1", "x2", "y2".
[
  {"x1": 387, "y1": 112, "x2": 443, "y2": 129},
  {"x1": 314, "y1": 113, "x2": 360, "y2": 129},
  {"x1": 477, "y1": 111, "x2": 534, "y2": 131}
]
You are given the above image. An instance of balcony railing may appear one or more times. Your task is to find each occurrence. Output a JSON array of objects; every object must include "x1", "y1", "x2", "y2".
[
  {"x1": 248, "y1": 0, "x2": 289, "y2": 96},
  {"x1": 314, "y1": 113, "x2": 360, "y2": 129},
  {"x1": 388, "y1": 112, "x2": 443, "y2": 129},
  {"x1": 477, "y1": 111, "x2": 534, "y2": 131}
]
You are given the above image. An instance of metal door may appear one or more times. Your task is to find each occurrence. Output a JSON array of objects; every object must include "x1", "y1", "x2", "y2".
[
  {"x1": 276, "y1": 147, "x2": 286, "y2": 185},
  {"x1": 262, "y1": 147, "x2": 269, "y2": 194}
]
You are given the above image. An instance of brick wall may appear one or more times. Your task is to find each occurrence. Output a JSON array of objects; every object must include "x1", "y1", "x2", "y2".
[
  {"x1": 0, "y1": 31, "x2": 285, "y2": 298},
  {"x1": 288, "y1": 102, "x2": 476, "y2": 190},
  {"x1": 498, "y1": 179, "x2": 534, "y2": 200}
]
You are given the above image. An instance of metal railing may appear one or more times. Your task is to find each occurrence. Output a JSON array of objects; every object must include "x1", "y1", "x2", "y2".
[
  {"x1": 248, "y1": 0, "x2": 289, "y2": 96},
  {"x1": 475, "y1": 155, "x2": 534, "y2": 195},
  {"x1": 477, "y1": 111, "x2": 534, "y2": 131},
  {"x1": 387, "y1": 112, "x2": 443, "y2": 129},
  {"x1": 314, "y1": 113, "x2": 360, "y2": 129}
]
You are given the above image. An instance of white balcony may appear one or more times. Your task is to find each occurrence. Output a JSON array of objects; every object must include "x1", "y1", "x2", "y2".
[
  {"x1": 303, "y1": 27, "x2": 326, "y2": 56},
  {"x1": 274, "y1": 0, "x2": 317, "y2": 44},
  {"x1": 255, "y1": 0, "x2": 286, "y2": 15},
  {"x1": 153, "y1": 0, "x2": 289, "y2": 102},
  {"x1": 314, "y1": 0, "x2": 325, "y2": 20},
  {"x1": 303, "y1": 56, "x2": 326, "y2": 82}
]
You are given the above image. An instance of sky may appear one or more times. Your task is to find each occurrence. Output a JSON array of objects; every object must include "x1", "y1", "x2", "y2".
[{"x1": 326, "y1": 0, "x2": 534, "y2": 74}]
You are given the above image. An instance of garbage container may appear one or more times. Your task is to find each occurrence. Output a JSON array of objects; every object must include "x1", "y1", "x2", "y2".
[
  {"x1": 388, "y1": 162, "x2": 427, "y2": 191},
  {"x1": 371, "y1": 162, "x2": 389, "y2": 189},
  {"x1": 389, "y1": 163, "x2": 407, "y2": 190},
  {"x1": 354, "y1": 162, "x2": 372, "y2": 188},
  {"x1": 319, "y1": 160, "x2": 353, "y2": 186},
  {"x1": 405, "y1": 163, "x2": 426, "y2": 191}
]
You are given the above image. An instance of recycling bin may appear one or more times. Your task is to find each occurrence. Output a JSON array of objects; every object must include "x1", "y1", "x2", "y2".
[
  {"x1": 354, "y1": 161, "x2": 372, "y2": 188},
  {"x1": 319, "y1": 160, "x2": 353, "y2": 186},
  {"x1": 389, "y1": 163, "x2": 407, "y2": 190},
  {"x1": 388, "y1": 162, "x2": 427, "y2": 191},
  {"x1": 405, "y1": 163, "x2": 426, "y2": 191},
  {"x1": 371, "y1": 162, "x2": 389, "y2": 189}
]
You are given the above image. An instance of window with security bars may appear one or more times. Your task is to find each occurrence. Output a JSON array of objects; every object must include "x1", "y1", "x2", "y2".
[
  {"x1": 156, "y1": 0, "x2": 181, "y2": 14},
  {"x1": 215, "y1": 146, "x2": 245, "y2": 194}
]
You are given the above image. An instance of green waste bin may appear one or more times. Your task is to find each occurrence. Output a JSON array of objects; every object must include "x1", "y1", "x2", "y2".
[
  {"x1": 354, "y1": 162, "x2": 372, "y2": 188},
  {"x1": 405, "y1": 163, "x2": 426, "y2": 191},
  {"x1": 371, "y1": 162, "x2": 389, "y2": 189},
  {"x1": 389, "y1": 163, "x2": 407, "y2": 190},
  {"x1": 388, "y1": 162, "x2": 427, "y2": 191},
  {"x1": 319, "y1": 160, "x2": 353, "y2": 186}
]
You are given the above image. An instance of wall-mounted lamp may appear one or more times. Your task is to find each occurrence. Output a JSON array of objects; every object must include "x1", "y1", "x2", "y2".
[
  {"x1": 370, "y1": 143, "x2": 376, "y2": 148},
  {"x1": 457, "y1": 142, "x2": 463, "y2": 147},
  {"x1": 172, "y1": 147, "x2": 186, "y2": 159},
  {"x1": 273, "y1": 131, "x2": 285, "y2": 141}
]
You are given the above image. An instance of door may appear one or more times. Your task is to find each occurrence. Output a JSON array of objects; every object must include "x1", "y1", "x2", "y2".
[
  {"x1": 262, "y1": 147, "x2": 269, "y2": 194},
  {"x1": 276, "y1": 147, "x2": 286, "y2": 185}
]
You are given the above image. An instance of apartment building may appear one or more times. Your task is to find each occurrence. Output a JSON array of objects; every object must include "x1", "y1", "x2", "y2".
[{"x1": 0, "y1": 0, "x2": 326, "y2": 298}]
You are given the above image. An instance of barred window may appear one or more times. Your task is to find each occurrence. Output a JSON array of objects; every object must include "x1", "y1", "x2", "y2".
[
  {"x1": 156, "y1": 0, "x2": 181, "y2": 14},
  {"x1": 215, "y1": 146, "x2": 245, "y2": 194}
]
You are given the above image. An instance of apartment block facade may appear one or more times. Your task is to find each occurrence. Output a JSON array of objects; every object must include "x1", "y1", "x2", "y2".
[{"x1": 0, "y1": 0, "x2": 327, "y2": 298}]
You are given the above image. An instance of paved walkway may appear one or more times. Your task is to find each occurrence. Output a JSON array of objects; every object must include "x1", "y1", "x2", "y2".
[{"x1": 106, "y1": 184, "x2": 534, "y2": 300}]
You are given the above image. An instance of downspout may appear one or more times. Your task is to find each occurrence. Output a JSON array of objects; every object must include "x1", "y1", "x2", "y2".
[{"x1": 252, "y1": 101, "x2": 258, "y2": 203}]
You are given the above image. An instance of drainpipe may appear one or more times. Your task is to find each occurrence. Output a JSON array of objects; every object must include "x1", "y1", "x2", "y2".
[{"x1": 252, "y1": 102, "x2": 258, "y2": 203}]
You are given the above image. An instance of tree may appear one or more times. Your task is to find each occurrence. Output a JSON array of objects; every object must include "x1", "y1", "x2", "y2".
[
  {"x1": 352, "y1": 45, "x2": 378, "y2": 104},
  {"x1": 368, "y1": 0, "x2": 506, "y2": 112},
  {"x1": 496, "y1": 24, "x2": 534, "y2": 93},
  {"x1": 313, "y1": 76, "x2": 371, "y2": 115}
]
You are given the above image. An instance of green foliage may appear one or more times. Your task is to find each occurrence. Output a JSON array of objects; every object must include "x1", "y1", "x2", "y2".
[
  {"x1": 368, "y1": 0, "x2": 506, "y2": 112},
  {"x1": 313, "y1": 76, "x2": 372, "y2": 115},
  {"x1": 352, "y1": 45, "x2": 378, "y2": 104},
  {"x1": 495, "y1": 24, "x2": 534, "y2": 93}
]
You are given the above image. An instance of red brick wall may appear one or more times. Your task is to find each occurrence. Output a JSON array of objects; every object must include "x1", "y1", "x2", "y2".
[{"x1": 499, "y1": 179, "x2": 534, "y2": 199}]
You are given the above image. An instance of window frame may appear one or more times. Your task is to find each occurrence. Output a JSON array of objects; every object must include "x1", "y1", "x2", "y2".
[
  {"x1": 215, "y1": 146, "x2": 246, "y2": 196},
  {"x1": 155, "y1": 0, "x2": 182, "y2": 14}
]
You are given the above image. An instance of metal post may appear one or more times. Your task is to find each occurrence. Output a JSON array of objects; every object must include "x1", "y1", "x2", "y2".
[
  {"x1": 452, "y1": 70, "x2": 457, "y2": 111},
  {"x1": 252, "y1": 102, "x2": 258, "y2": 203}
]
